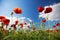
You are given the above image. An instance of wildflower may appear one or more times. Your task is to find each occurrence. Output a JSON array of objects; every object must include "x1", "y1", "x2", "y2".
[
  {"x1": 53, "y1": 25, "x2": 56, "y2": 28},
  {"x1": 38, "y1": 6, "x2": 44, "y2": 12},
  {"x1": 13, "y1": 7, "x2": 22, "y2": 14},
  {"x1": 15, "y1": 20, "x2": 18, "y2": 25},
  {"x1": 44, "y1": 7, "x2": 52, "y2": 13},
  {"x1": 32, "y1": 27, "x2": 36, "y2": 30},
  {"x1": 2, "y1": 19, "x2": 10, "y2": 26},
  {"x1": 0, "y1": 16, "x2": 6, "y2": 23},
  {"x1": 55, "y1": 23, "x2": 60, "y2": 26},
  {"x1": 27, "y1": 26, "x2": 30, "y2": 28},
  {"x1": 11, "y1": 24, "x2": 16, "y2": 30},
  {"x1": 19, "y1": 23, "x2": 23, "y2": 28},
  {"x1": 42, "y1": 19, "x2": 46, "y2": 22},
  {"x1": 0, "y1": 16, "x2": 5, "y2": 20}
]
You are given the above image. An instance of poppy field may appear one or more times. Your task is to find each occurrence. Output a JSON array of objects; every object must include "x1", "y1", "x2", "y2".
[{"x1": 0, "y1": 7, "x2": 60, "y2": 40}]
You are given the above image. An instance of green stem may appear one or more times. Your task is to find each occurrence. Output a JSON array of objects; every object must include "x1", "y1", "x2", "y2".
[{"x1": 48, "y1": 21, "x2": 50, "y2": 40}]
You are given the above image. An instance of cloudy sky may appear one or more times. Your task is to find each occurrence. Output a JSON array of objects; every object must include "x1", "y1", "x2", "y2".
[
  {"x1": 39, "y1": 3, "x2": 60, "y2": 20},
  {"x1": 0, "y1": 0, "x2": 60, "y2": 29}
]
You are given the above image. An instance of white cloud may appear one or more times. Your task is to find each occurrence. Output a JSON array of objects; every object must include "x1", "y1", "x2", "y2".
[{"x1": 39, "y1": 3, "x2": 60, "y2": 21}]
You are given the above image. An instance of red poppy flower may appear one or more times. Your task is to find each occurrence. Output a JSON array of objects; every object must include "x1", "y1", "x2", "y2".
[
  {"x1": 56, "y1": 30, "x2": 59, "y2": 32},
  {"x1": 27, "y1": 26, "x2": 30, "y2": 28},
  {"x1": 11, "y1": 24, "x2": 16, "y2": 30},
  {"x1": 38, "y1": 6, "x2": 44, "y2": 12},
  {"x1": 24, "y1": 22, "x2": 27, "y2": 25},
  {"x1": 44, "y1": 7, "x2": 52, "y2": 13},
  {"x1": 0, "y1": 16, "x2": 5, "y2": 21},
  {"x1": 2, "y1": 19, "x2": 10, "y2": 26},
  {"x1": 13, "y1": 7, "x2": 22, "y2": 14},
  {"x1": 55, "y1": 23, "x2": 60, "y2": 26},
  {"x1": 15, "y1": 20, "x2": 18, "y2": 25},
  {"x1": 32, "y1": 27, "x2": 36, "y2": 30},
  {"x1": 20, "y1": 23, "x2": 23, "y2": 28},
  {"x1": 53, "y1": 25, "x2": 56, "y2": 28},
  {"x1": 42, "y1": 19, "x2": 46, "y2": 22}
]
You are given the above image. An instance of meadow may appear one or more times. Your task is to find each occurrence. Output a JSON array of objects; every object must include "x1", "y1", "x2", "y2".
[
  {"x1": 0, "y1": 28, "x2": 60, "y2": 40},
  {"x1": 0, "y1": 7, "x2": 60, "y2": 40}
]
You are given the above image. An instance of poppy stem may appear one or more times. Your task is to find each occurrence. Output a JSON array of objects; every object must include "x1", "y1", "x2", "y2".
[
  {"x1": 39, "y1": 17, "x2": 42, "y2": 30},
  {"x1": 48, "y1": 21, "x2": 50, "y2": 40},
  {"x1": 11, "y1": 12, "x2": 13, "y2": 21}
]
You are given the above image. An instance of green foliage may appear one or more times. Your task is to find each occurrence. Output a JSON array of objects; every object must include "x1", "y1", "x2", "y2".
[{"x1": 0, "y1": 30, "x2": 60, "y2": 40}]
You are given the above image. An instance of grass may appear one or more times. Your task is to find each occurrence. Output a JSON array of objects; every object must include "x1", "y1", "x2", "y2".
[{"x1": 0, "y1": 29, "x2": 60, "y2": 40}]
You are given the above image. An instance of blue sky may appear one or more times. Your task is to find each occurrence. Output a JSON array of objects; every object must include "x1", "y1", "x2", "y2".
[{"x1": 0, "y1": 0, "x2": 60, "y2": 29}]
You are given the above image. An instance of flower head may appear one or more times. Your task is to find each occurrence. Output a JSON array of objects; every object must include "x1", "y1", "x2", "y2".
[
  {"x1": 13, "y1": 7, "x2": 22, "y2": 14},
  {"x1": 42, "y1": 19, "x2": 46, "y2": 23},
  {"x1": 2, "y1": 19, "x2": 10, "y2": 26},
  {"x1": 38, "y1": 6, "x2": 44, "y2": 12},
  {"x1": 44, "y1": 7, "x2": 52, "y2": 13},
  {"x1": 19, "y1": 23, "x2": 23, "y2": 28},
  {"x1": 53, "y1": 25, "x2": 56, "y2": 28},
  {"x1": 11, "y1": 24, "x2": 16, "y2": 30},
  {"x1": 15, "y1": 20, "x2": 18, "y2": 25},
  {"x1": 55, "y1": 23, "x2": 60, "y2": 26}
]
